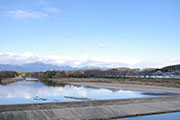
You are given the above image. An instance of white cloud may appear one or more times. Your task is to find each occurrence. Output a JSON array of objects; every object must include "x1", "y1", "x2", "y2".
[
  {"x1": 0, "y1": 52, "x2": 127, "y2": 68},
  {"x1": 129, "y1": 58, "x2": 180, "y2": 69},
  {"x1": 7, "y1": 10, "x2": 49, "y2": 19},
  {"x1": 44, "y1": 7, "x2": 61, "y2": 13},
  {"x1": 98, "y1": 43, "x2": 108, "y2": 48},
  {"x1": 130, "y1": 61, "x2": 161, "y2": 68},
  {"x1": 0, "y1": 52, "x2": 179, "y2": 68},
  {"x1": 35, "y1": 0, "x2": 48, "y2": 5},
  {"x1": 168, "y1": 57, "x2": 180, "y2": 62}
]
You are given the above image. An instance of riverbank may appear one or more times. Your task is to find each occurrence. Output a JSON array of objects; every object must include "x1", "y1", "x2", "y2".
[
  {"x1": 0, "y1": 76, "x2": 24, "y2": 84},
  {"x1": 45, "y1": 77, "x2": 180, "y2": 88},
  {"x1": 1, "y1": 82, "x2": 180, "y2": 120}
]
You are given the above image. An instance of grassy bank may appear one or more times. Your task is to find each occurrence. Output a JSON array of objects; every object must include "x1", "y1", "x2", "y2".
[
  {"x1": 0, "y1": 77, "x2": 17, "y2": 84},
  {"x1": 44, "y1": 77, "x2": 180, "y2": 88},
  {"x1": 0, "y1": 76, "x2": 24, "y2": 85}
]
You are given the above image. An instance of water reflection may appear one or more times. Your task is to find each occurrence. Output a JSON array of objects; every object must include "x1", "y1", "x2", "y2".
[
  {"x1": 0, "y1": 80, "x2": 164, "y2": 105},
  {"x1": 114, "y1": 112, "x2": 180, "y2": 120},
  {"x1": 41, "y1": 80, "x2": 66, "y2": 87},
  {"x1": 25, "y1": 78, "x2": 39, "y2": 81}
]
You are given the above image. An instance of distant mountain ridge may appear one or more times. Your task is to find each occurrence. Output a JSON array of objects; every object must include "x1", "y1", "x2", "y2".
[
  {"x1": 1, "y1": 62, "x2": 180, "y2": 73},
  {"x1": 0, "y1": 62, "x2": 108, "y2": 72}
]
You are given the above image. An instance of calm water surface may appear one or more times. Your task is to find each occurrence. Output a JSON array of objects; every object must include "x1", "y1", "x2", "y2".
[
  {"x1": 0, "y1": 78, "x2": 170, "y2": 105},
  {"x1": 114, "y1": 112, "x2": 180, "y2": 120}
]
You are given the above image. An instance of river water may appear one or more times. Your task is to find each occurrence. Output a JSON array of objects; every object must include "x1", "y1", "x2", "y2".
[
  {"x1": 0, "y1": 78, "x2": 170, "y2": 105},
  {"x1": 114, "y1": 112, "x2": 180, "y2": 120}
]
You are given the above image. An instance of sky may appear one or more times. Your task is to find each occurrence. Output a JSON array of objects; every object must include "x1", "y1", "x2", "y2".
[{"x1": 0, "y1": 0, "x2": 180, "y2": 68}]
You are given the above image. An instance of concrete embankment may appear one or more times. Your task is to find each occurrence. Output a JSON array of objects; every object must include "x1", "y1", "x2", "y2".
[
  {"x1": 1, "y1": 83, "x2": 180, "y2": 120},
  {"x1": 0, "y1": 76, "x2": 24, "y2": 84}
]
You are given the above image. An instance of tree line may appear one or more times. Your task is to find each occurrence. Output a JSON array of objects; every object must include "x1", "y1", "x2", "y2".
[
  {"x1": 1, "y1": 64, "x2": 180, "y2": 81},
  {"x1": 0, "y1": 71, "x2": 18, "y2": 82},
  {"x1": 23, "y1": 68, "x2": 157, "y2": 79}
]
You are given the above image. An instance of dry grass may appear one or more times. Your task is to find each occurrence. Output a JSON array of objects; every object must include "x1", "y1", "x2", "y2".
[
  {"x1": 47, "y1": 77, "x2": 180, "y2": 88},
  {"x1": 0, "y1": 77, "x2": 17, "y2": 84}
]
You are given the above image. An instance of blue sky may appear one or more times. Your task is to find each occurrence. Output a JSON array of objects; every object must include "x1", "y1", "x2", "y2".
[{"x1": 0, "y1": 0, "x2": 180, "y2": 68}]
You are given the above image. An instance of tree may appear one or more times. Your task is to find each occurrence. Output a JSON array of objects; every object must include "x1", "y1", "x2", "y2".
[{"x1": 140, "y1": 68, "x2": 156, "y2": 78}]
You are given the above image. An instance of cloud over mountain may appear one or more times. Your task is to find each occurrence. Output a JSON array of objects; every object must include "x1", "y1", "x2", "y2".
[
  {"x1": 0, "y1": 52, "x2": 179, "y2": 70},
  {"x1": 0, "y1": 52, "x2": 127, "y2": 68}
]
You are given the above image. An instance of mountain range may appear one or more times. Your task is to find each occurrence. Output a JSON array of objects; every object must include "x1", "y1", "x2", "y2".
[{"x1": 0, "y1": 62, "x2": 108, "y2": 72}]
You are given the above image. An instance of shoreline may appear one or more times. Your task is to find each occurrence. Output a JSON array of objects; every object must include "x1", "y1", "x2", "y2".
[
  {"x1": 0, "y1": 76, "x2": 24, "y2": 84},
  {"x1": 45, "y1": 77, "x2": 180, "y2": 88}
]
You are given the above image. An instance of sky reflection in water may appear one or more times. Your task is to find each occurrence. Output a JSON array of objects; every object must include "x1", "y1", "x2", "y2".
[{"x1": 0, "y1": 80, "x2": 155, "y2": 105}]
